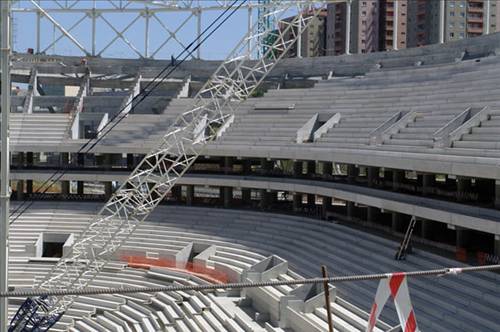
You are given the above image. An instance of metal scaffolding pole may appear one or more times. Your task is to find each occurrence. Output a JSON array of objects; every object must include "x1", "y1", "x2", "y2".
[{"x1": 0, "y1": 0, "x2": 11, "y2": 329}]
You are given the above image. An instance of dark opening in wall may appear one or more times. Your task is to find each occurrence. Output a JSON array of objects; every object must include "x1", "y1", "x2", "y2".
[
  {"x1": 43, "y1": 242, "x2": 64, "y2": 258},
  {"x1": 35, "y1": 233, "x2": 72, "y2": 258}
]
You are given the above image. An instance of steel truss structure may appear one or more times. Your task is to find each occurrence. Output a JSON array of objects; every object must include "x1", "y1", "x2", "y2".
[
  {"x1": 11, "y1": 0, "x2": 277, "y2": 59},
  {"x1": 10, "y1": 0, "x2": 331, "y2": 329}
]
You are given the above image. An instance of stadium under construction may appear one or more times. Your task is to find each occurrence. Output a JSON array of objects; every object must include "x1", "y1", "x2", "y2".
[{"x1": 1, "y1": 1, "x2": 500, "y2": 331}]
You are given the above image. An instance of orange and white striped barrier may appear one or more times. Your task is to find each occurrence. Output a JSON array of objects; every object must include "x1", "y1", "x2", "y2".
[{"x1": 366, "y1": 272, "x2": 418, "y2": 332}]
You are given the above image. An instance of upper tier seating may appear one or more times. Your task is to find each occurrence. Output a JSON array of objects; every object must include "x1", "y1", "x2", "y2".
[{"x1": 7, "y1": 203, "x2": 500, "y2": 331}]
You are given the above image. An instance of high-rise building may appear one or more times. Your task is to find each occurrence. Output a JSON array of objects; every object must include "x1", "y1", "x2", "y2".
[
  {"x1": 325, "y1": 2, "x2": 347, "y2": 55},
  {"x1": 287, "y1": 0, "x2": 500, "y2": 58},
  {"x1": 282, "y1": 9, "x2": 328, "y2": 58},
  {"x1": 379, "y1": 0, "x2": 408, "y2": 51},
  {"x1": 408, "y1": 0, "x2": 500, "y2": 47}
]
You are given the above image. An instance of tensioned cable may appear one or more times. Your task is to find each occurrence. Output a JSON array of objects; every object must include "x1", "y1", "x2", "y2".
[
  {"x1": 9, "y1": 0, "x2": 246, "y2": 224},
  {"x1": 2, "y1": 264, "x2": 499, "y2": 298}
]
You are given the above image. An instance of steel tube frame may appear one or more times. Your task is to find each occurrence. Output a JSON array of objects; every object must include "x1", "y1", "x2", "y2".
[
  {"x1": 392, "y1": 0, "x2": 398, "y2": 51},
  {"x1": 0, "y1": 1, "x2": 11, "y2": 329},
  {"x1": 11, "y1": 0, "x2": 276, "y2": 59}
]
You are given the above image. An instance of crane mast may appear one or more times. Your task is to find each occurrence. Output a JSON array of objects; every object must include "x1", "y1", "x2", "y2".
[{"x1": 9, "y1": 1, "x2": 329, "y2": 330}]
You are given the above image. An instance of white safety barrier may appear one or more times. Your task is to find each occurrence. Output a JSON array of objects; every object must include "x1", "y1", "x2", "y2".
[{"x1": 366, "y1": 273, "x2": 418, "y2": 332}]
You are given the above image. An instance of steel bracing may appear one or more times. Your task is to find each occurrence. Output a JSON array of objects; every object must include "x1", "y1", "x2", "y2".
[
  {"x1": 8, "y1": 1, "x2": 330, "y2": 327},
  {"x1": 11, "y1": 0, "x2": 278, "y2": 59}
]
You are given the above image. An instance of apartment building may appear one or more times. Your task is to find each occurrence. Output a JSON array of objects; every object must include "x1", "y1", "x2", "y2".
[{"x1": 288, "y1": 0, "x2": 500, "y2": 58}]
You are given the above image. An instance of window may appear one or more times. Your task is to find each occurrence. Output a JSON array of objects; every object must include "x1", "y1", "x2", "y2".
[
  {"x1": 459, "y1": 32, "x2": 465, "y2": 38},
  {"x1": 450, "y1": 32, "x2": 455, "y2": 37},
  {"x1": 449, "y1": 2, "x2": 455, "y2": 8},
  {"x1": 450, "y1": 11, "x2": 455, "y2": 17},
  {"x1": 460, "y1": 12, "x2": 465, "y2": 17},
  {"x1": 459, "y1": 2, "x2": 465, "y2": 8},
  {"x1": 449, "y1": 22, "x2": 455, "y2": 28},
  {"x1": 460, "y1": 23, "x2": 465, "y2": 29},
  {"x1": 362, "y1": 11, "x2": 367, "y2": 16}
]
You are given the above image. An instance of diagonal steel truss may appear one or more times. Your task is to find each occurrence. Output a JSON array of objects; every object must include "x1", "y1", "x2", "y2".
[
  {"x1": 26, "y1": 0, "x2": 329, "y2": 318},
  {"x1": 12, "y1": 0, "x2": 281, "y2": 59}
]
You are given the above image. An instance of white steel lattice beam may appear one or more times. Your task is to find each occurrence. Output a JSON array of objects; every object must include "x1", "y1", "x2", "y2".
[
  {"x1": 31, "y1": 0, "x2": 330, "y2": 319},
  {"x1": 12, "y1": 0, "x2": 266, "y2": 59}
]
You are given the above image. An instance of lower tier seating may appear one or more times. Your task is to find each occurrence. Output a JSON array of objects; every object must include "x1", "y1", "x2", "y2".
[{"x1": 7, "y1": 202, "x2": 500, "y2": 331}]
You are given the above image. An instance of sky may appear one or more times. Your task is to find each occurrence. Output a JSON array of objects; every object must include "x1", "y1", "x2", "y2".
[{"x1": 11, "y1": 0, "x2": 259, "y2": 60}]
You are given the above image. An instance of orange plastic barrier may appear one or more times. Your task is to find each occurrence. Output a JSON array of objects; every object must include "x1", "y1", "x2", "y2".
[{"x1": 120, "y1": 255, "x2": 228, "y2": 284}]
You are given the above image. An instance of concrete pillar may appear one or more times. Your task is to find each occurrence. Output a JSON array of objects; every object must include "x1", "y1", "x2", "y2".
[
  {"x1": 367, "y1": 206, "x2": 378, "y2": 223},
  {"x1": 242, "y1": 160, "x2": 252, "y2": 175},
  {"x1": 61, "y1": 181, "x2": 69, "y2": 196},
  {"x1": 367, "y1": 167, "x2": 379, "y2": 187},
  {"x1": 392, "y1": 170, "x2": 404, "y2": 191},
  {"x1": 422, "y1": 174, "x2": 435, "y2": 195},
  {"x1": 16, "y1": 181, "x2": 24, "y2": 200},
  {"x1": 391, "y1": 212, "x2": 404, "y2": 232},
  {"x1": 77, "y1": 181, "x2": 84, "y2": 195},
  {"x1": 77, "y1": 153, "x2": 85, "y2": 167},
  {"x1": 221, "y1": 186, "x2": 233, "y2": 208},
  {"x1": 293, "y1": 193, "x2": 302, "y2": 212},
  {"x1": 347, "y1": 164, "x2": 358, "y2": 183},
  {"x1": 420, "y1": 219, "x2": 432, "y2": 239},
  {"x1": 222, "y1": 157, "x2": 233, "y2": 174},
  {"x1": 495, "y1": 180, "x2": 500, "y2": 209},
  {"x1": 494, "y1": 235, "x2": 500, "y2": 257},
  {"x1": 186, "y1": 185, "x2": 194, "y2": 206},
  {"x1": 60, "y1": 152, "x2": 70, "y2": 197},
  {"x1": 242, "y1": 188, "x2": 251, "y2": 204},
  {"x1": 456, "y1": 227, "x2": 470, "y2": 249},
  {"x1": 322, "y1": 196, "x2": 332, "y2": 218},
  {"x1": 306, "y1": 161, "x2": 316, "y2": 175},
  {"x1": 383, "y1": 169, "x2": 393, "y2": 187},
  {"x1": 104, "y1": 182, "x2": 113, "y2": 199},
  {"x1": 17, "y1": 152, "x2": 25, "y2": 168},
  {"x1": 322, "y1": 162, "x2": 333, "y2": 179},
  {"x1": 171, "y1": 185, "x2": 182, "y2": 202},
  {"x1": 260, "y1": 159, "x2": 273, "y2": 172},
  {"x1": 26, "y1": 152, "x2": 33, "y2": 195},
  {"x1": 103, "y1": 153, "x2": 113, "y2": 171},
  {"x1": 293, "y1": 161, "x2": 303, "y2": 178},
  {"x1": 260, "y1": 189, "x2": 271, "y2": 209},
  {"x1": 127, "y1": 154, "x2": 135, "y2": 170},
  {"x1": 457, "y1": 177, "x2": 472, "y2": 202},
  {"x1": 307, "y1": 194, "x2": 315, "y2": 209},
  {"x1": 346, "y1": 201, "x2": 354, "y2": 219}
]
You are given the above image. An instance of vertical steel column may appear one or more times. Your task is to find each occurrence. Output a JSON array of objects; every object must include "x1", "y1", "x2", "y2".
[
  {"x1": 297, "y1": 11, "x2": 302, "y2": 58},
  {"x1": 485, "y1": 0, "x2": 491, "y2": 35},
  {"x1": 92, "y1": 0, "x2": 96, "y2": 56},
  {"x1": 392, "y1": 0, "x2": 398, "y2": 50},
  {"x1": 345, "y1": 0, "x2": 351, "y2": 54},
  {"x1": 36, "y1": 3, "x2": 41, "y2": 53},
  {"x1": 248, "y1": 6, "x2": 252, "y2": 56},
  {"x1": 439, "y1": 0, "x2": 445, "y2": 43},
  {"x1": 144, "y1": 7, "x2": 150, "y2": 58},
  {"x1": 0, "y1": 1, "x2": 10, "y2": 328},
  {"x1": 196, "y1": 8, "x2": 202, "y2": 59}
]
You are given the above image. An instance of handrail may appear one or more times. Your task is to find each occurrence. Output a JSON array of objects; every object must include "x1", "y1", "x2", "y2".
[
  {"x1": 369, "y1": 110, "x2": 404, "y2": 145},
  {"x1": 373, "y1": 109, "x2": 416, "y2": 145},
  {"x1": 313, "y1": 112, "x2": 341, "y2": 141},
  {"x1": 435, "y1": 105, "x2": 490, "y2": 148}
]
